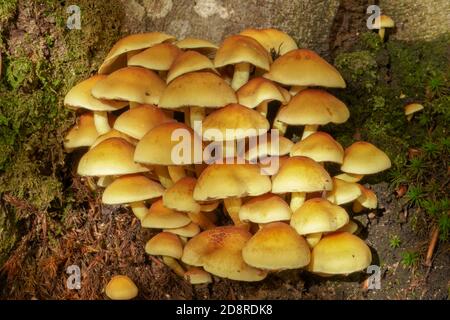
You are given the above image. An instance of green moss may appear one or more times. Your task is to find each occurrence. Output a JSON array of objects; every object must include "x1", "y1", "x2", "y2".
[
  {"x1": 4, "y1": 56, "x2": 34, "y2": 89},
  {"x1": 0, "y1": 0, "x2": 124, "y2": 265},
  {"x1": 0, "y1": 0, "x2": 18, "y2": 25}
]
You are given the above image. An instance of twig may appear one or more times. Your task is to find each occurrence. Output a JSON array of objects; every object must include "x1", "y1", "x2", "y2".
[{"x1": 425, "y1": 226, "x2": 439, "y2": 267}]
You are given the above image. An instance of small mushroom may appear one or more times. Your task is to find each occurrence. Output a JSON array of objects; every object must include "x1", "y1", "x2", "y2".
[
  {"x1": 404, "y1": 103, "x2": 424, "y2": 121},
  {"x1": 271, "y1": 156, "x2": 333, "y2": 211},
  {"x1": 215, "y1": 35, "x2": 271, "y2": 90},
  {"x1": 242, "y1": 222, "x2": 310, "y2": 270},
  {"x1": 92, "y1": 66, "x2": 166, "y2": 106},
  {"x1": 341, "y1": 141, "x2": 392, "y2": 179},
  {"x1": 326, "y1": 177, "x2": 362, "y2": 205},
  {"x1": 63, "y1": 112, "x2": 99, "y2": 152},
  {"x1": 352, "y1": 184, "x2": 378, "y2": 213},
  {"x1": 166, "y1": 51, "x2": 219, "y2": 84},
  {"x1": 374, "y1": 15, "x2": 395, "y2": 41},
  {"x1": 105, "y1": 275, "x2": 138, "y2": 300},
  {"x1": 239, "y1": 193, "x2": 292, "y2": 224},
  {"x1": 145, "y1": 232, "x2": 185, "y2": 277},
  {"x1": 193, "y1": 163, "x2": 272, "y2": 228},
  {"x1": 159, "y1": 71, "x2": 236, "y2": 126},
  {"x1": 184, "y1": 267, "x2": 213, "y2": 284},
  {"x1": 181, "y1": 226, "x2": 268, "y2": 281},
  {"x1": 308, "y1": 232, "x2": 372, "y2": 276},
  {"x1": 77, "y1": 138, "x2": 149, "y2": 176},
  {"x1": 98, "y1": 32, "x2": 175, "y2": 74},
  {"x1": 290, "y1": 132, "x2": 344, "y2": 164},
  {"x1": 64, "y1": 75, "x2": 127, "y2": 134},
  {"x1": 275, "y1": 89, "x2": 349, "y2": 139},
  {"x1": 102, "y1": 174, "x2": 164, "y2": 220},
  {"x1": 141, "y1": 199, "x2": 191, "y2": 229}
]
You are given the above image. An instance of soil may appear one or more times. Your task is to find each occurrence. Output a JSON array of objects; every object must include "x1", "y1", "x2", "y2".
[{"x1": 0, "y1": 0, "x2": 448, "y2": 300}]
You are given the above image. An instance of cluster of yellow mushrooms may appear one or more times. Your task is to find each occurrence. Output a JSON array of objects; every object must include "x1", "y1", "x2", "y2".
[{"x1": 63, "y1": 28, "x2": 391, "y2": 299}]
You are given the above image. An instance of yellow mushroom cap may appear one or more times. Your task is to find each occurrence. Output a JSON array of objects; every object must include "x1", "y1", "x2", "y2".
[
  {"x1": 64, "y1": 113, "x2": 99, "y2": 150},
  {"x1": 242, "y1": 222, "x2": 310, "y2": 270},
  {"x1": 356, "y1": 184, "x2": 378, "y2": 209},
  {"x1": 290, "y1": 132, "x2": 344, "y2": 164},
  {"x1": 159, "y1": 71, "x2": 237, "y2": 109},
  {"x1": 214, "y1": 35, "x2": 271, "y2": 71},
  {"x1": 341, "y1": 141, "x2": 391, "y2": 174},
  {"x1": 277, "y1": 89, "x2": 349, "y2": 126},
  {"x1": 113, "y1": 104, "x2": 174, "y2": 140},
  {"x1": 184, "y1": 268, "x2": 213, "y2": 284},
  {"x1": 164, "y1": 222, "x2": 201, "y2": 238},
  {"x1": 333, "y1": 172, "x2": 364, "y2": 183},
  {"x1": 336, "y1": 220, "x2": 359, "y2": 234},
  {"x1": 181, "y1": 226, "x2": 268, "y2": 281},
  {"x1": 175, "y1": 38, "x2": 218, "y2": 51},
  {"x1": 127, "y1": 43, "x2": 181, "y2": 71},
  {"x1": 134, "y1": 122, "x2": 200, "y2": 165},
  {"x1": 141, "y1": 199, "x2": 191, "y2": 229},
  {"x1": 193, "y1": 163, "x2": 272, "y2": 201},
  {"x1": 163, "y1": 177, "x2": 201, "y2": 213},
  {"x1": 375, "y1": 15, "x2": 395, "y2": 28},
  {"x1": 240, "y1": 28, "x2": 298, "y2": 56},
  {"x1": 326, "y1": 177, "x2": 362, "y2": 205},
  {"x1": 404, "y1": 103, "x2": 424, "y2": 116},
  {"x1": 245, "y1": 135, "x2": 293, "y2": 162},
  {"x1": 90, "y1": 129, "x2": 138, "y2": 148},
  {"x1": 166, "y1": 51, "x2": 218, "y2": 83},
  {"x1": 264, "y1": 49, "x2": 346, "y2": 88},
  {"x1": 64, "y1": 75, "x2": 127, "y2": 111},
  {"x1": 99, "y1": 32, "x2": 175, "y2": 74},
  {"x1": 105, "y1": 275, "x2": 138, "y2": 300},
  {"x1": 271, "y1": 156, "x2": 332, "y2": 193},
  {"x1": 102, "y1": 174, "x2": 164, "y2": 204},
  {"x1": 145, "y1": 232, "x2": 183, "y2": 259},
  {"x1": 202, "y1": 103, "x2": 270, "y2": 141},
  {"x1": 77, "y1": 138, "x2": 148, "y2": 176},
  {"x1": 92, "y1": 67, "x2": 166, "y2": 105},
  {"x1": 308, "y1": 232, "x2": 372, "y2": 275},
  {"x1": 239, "y1": 193, "x2": 292, "y2": 223},
  {"x1": 237, "y1": 77, "x2": 288, "y2": 109},
  {"x1": 290, "y1": 198, "x2": 349, "y2": 235}
]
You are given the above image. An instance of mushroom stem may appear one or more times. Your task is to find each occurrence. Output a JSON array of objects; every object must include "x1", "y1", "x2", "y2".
[
  {"x1": 352, "y1": 200, "x2": 364, "y2": 213},
  {"x1": 190, "y1": 106, "x2": 205, "y2": 126},
  {"x1": 290, "y1": 192, "x2": 306, "y2": 211},
  {"x1": 273, "y1": 115, "x2": 287, "y2": 136},
  {"x1": 406, "y1": 114, "x2": 413, "y2": 121},
  {"x1": 305, "y1": 233, "x2": 322, "y2": 248},
  {"x1": 301, "y1": 125, "x2": 319, "y2": 140},
  {"x1": 187, "y1": 212, "x2": 216, "y2": 230},
  {"x1": 162, "y1": 256, "x2": 185, "y2": 277},
  {"x1": 184, "y1": 107, "x2": 191, "y2": 127},
  {"x1": 167, "y1": 165, "x2": 186, "y2": 183},
  {"x1": 256, "y1": 101, "x2": 269, "y2": 118},
  {"x1": 289, "y1": 85, "x2": 307, "y2": 96},
  {"x1": 130, "y1": 201, "x2": 148, "y2": 221},
  {"x1": 93, "y1": 111, "x2": 111, "y2": 135},
  {"x1": 231, "y1": 62, "x2": 250, "y2": 90},
  {"x1": 154, "y1": 165, "x2": 174, "y2": 188},
  {"x1": 379, "y1": 28, "x2": 386, "y2": 41},
  {"x1": 223, "y1": 197, "x2": 249, "y2": 229},
  {"x1": 97, "y1": 175, "x2": 114, "y2": 187}
]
